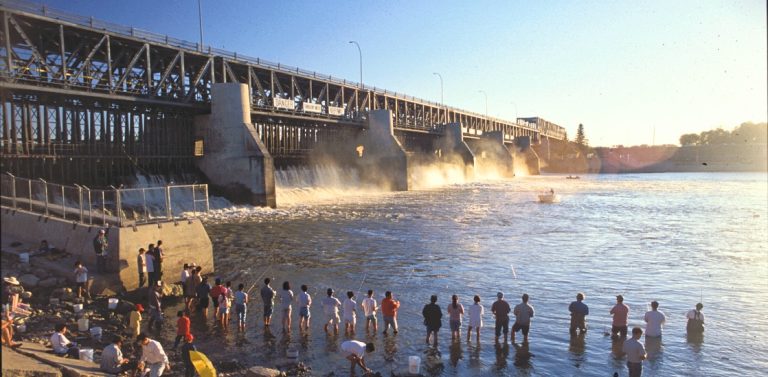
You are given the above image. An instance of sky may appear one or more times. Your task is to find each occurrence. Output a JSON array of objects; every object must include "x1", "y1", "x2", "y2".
[{"x1": 36, "y1": 0, "x2": 767, "y2": 147}]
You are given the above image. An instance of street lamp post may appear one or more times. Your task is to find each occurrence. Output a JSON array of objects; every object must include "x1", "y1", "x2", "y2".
[
  {"x1": 510, "y1": 101, "x2": 518, "y2": 123},
  {"x1": 478, "y1": 90, "x2": 488, "y2": 130},
  {"x1": 197, "y1": 0, "x2": 204, "y2": 52},
  {"x1": 348, "y1": 41, "x2": 363, "y2": 89},
  {"x1": 433, "y1": 72, "x2": 444, "y2": 122}
]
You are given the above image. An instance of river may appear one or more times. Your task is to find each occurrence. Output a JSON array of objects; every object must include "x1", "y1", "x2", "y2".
[{"x1": 169, "y1": 172, "x2": 768, "y2": 376}]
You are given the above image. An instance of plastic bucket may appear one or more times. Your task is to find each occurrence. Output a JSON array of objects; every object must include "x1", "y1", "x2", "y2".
[
  {"x1": 108, "y1": 298, "x2": 119, "y2": 310},
  {"x1": 19, "y1": 252, "x2": 29, "y2": 264},
  {"x1": 89, "y1": 326, "x2": 102, "y2": 340},
  {"x1": 73, "y1": 304, "x2": 83, "y2": 313},
  {"x1": 408, "y1": 356, "x2": 421, "y2": 374},
  {"x1": 79, "y1": 348, "x2": 94, "y2": 362},
  {"x1": 77, "y1": 318, "x2": 89, "y2": 332}
]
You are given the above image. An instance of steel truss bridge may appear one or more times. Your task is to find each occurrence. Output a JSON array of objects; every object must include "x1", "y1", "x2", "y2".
[{"x1": 0, "y1": 0, "x2": 566, "y2": 187}]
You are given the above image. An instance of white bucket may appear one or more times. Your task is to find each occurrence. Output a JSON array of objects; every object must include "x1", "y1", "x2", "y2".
[
  {"x1": 19, "y1": 252, "x2": 29, "y2": 264},
  {"x1": 108, "y1": 298, "x2": 119, "y2": 310},
  {"x1": 77, "y1": 318, "x2": 89, "y2": 332},
  {"x1": 89, "y1": 326, "x2": 102, "y2": 339},
  {"x1": 73, "y1": 304, "x2": 83, "y2": 313},
  {"x1": 408, "y1": 356, "x2": 421, "y2": 374},
  {"x1": 78, "y1": 348, "x2": 94, "y2": 362}
]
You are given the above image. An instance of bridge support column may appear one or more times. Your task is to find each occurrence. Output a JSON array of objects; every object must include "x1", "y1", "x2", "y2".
[
  {"x1": 435, "y1": 122, "x2": 475, "y2": 179},
  {"x1": 466, "y1": 131, "x2": 514, "y2": 178},
  {"x1": 195, "y1": 83, "x2": 276, "y2": 207},
  {"x1": 356, "y1": 110, "x2": 408, "y2": 190},
  {"x1": 514, "y1": 136, "x2": 541, "y2": 175}
]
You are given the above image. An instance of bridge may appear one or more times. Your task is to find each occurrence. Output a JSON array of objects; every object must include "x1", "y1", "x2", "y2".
[{"x1": 0, "y1": 0, "x2": 567, "y2": 206}]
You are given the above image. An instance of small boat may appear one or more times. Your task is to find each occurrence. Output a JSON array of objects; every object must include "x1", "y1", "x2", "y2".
[
  {"x1": 566, "y1": 175, "x2": 580, "y2": 179},
  {"x1": 538, "y1": 192, "x2": 560, "y2": 203}
]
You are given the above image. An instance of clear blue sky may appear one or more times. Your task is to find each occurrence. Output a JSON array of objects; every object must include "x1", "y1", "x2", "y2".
[{"x1": 39, "y1": 0, "x2": 767, "y2": 146}]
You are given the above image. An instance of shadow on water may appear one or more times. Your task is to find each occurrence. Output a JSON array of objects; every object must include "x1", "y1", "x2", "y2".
[
  {"x1": 423, "y1": 347, "x2": 444, "y2": 376},
  {"x1": 494, "y1": 342, "x2": 509, "y2": 370},
  {"x1": 512, "y1": 342, "x2": 533, "y2": 370},
  {"x1": 568, "y1": 331, "x2": 586, "y2": 367},
  {"x1": 449, "y1": 342, "x2": 463, "y2": 367}
]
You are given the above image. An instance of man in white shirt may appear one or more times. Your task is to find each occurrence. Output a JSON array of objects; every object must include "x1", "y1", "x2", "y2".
[
  {"x1": 342, "y1": 291, "x2": 358, "y2": 335},
  {"x1": 622, "y1": 327, "x2": 647, "y2": 377},
  {"x1": 643, "y1": 301, "x2": 666, "y2": 337},
  {"x1": 136, "y1": 333, "x2": 170, "y2": 377},
  {"x1": 361, "y1": 289, "x2": 378, "y2": 333},
  {"x1": 340, "y1": 340, "x2": 375, "y2": 375},
  {"x1": 100, "y1": 335, "x2": 131, "y2": 374},
  {"x1": 322, "y1": 288, "x2": 342, "y2": 335},
  {"x1": 50, "y1": 323, "x2": 79, "y2": 357}
]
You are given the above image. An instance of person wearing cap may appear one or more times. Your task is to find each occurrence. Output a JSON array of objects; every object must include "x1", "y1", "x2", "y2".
[
  {"x1": 643, "y1": 301, "x2": 666, "y2": 338},
  {"x1": 93, "y1": 229, "x2": 109, "y2": 273},
  {"x1": 622, "y1": 327, "x2": 647, "y2": 377},
  {"x1": 568, "y1": 292, "x2": 589, "y2": 334},
  {"x1": 512, "y1": 293, "x2": 535, "y2": 343},
  {"x1": 259, "y1": 278, "x2": 276, "y2": 327},
  {"x1": 491, "y1": 292, "x2": 511, "y2": 343},
  {"x1": 610, "y1": 295, "x2": 630, "y2": 339},
  {"x1": 340, "y1": 340, "x2": 375, "y2": 375},
  {"x1": 321, "y1": 288, "x2": 342, "y2": 335},
  {"x1": 136, "y1": 333, "x2": 170, "y2": 377},
  {"x1": 100, "y1": 335, "x2": 132, "y2": 374},
  {"x1": 686, "y1": 303, "x2": 705, "y2": 335},
  {"x1": 180, "y1": 333, "x2": 197, "y2": 377},
  {"x1": 128, "y1": 304, "x2": 144, "y2": 337}
]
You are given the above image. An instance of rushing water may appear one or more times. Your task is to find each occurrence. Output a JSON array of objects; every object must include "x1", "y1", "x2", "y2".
[{"x1": 171, "y1": 172, "x2": 767, "y2": 376}]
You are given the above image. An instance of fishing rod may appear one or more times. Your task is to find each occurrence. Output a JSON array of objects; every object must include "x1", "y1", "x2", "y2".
[
  {"x1": 356, "y1": 273, "x2": 367, "y2": 299},
  {"x1": 246, "y1": 265, "x2": 271, "y2": 294}
]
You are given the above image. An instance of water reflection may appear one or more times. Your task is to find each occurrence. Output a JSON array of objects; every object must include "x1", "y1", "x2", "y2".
[
  {"x1": 512, "y1": 342, "x2": 533, "y2": 370},
  {"x1": 494, "y1": 342, "x2": 509, "y2": 370},
  {"x1": 568, "y1": 331, "x2": 586, "y2": 368},
  {"x1": 423, "y1": 348, "x2": 444, "y2": 375},
  {"x1": 449, "y1": 342, "x2": 463, "y2": 367}
]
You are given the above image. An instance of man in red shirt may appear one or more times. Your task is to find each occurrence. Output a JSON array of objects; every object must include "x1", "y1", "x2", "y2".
[
  {"x1": 173, "y1": 310, "x2": 190, "y2": 349},
  {"x1": 381, "y1": 291, "x2": 400, "y2": 335},
  {"x1": 209, "y1": 278, "x2": 225, "y2": 322}
]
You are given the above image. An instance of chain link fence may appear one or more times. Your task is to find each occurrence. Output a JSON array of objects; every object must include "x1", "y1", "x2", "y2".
[{"x1": 0, "y1": 173, "x2": 209, "y2": 227}]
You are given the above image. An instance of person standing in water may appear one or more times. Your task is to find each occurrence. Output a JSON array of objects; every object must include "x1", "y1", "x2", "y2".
[
  {"x1": 568, "y1": 292, "x2": 589, "y2": 334},
  {"x1": 342, "y1": 291, "x2": 358, "y2": 336},
  {"x1": 610, "y1": 295, "x2": 630, "y2": 339},
  {"x1": 279, "y1": 281, "x2": 294, "y2": 333},
  {"x1": 422, "y1": 295, "x2": 442, "y2": 347},
  {"x1": 467, "y1": 295, "x2": 484, "y2": 343},
  {"x1": 512, "y1": 293, "x2": 535, "y2": 343},
  {"x1": 622, "y1": 327, "x2": 647, "y2": 377},
  {"x1": 361, "y1": 289, "x2": 378, "y2": 334},
  {"x1": 491, "y1": 292, "x2": 511, "y2": 344},
  {"x1": 298, "y1": 285, "x2": 312, "y2": 332},
  {"x1": 643, "y1": 301, "x2": 666, "y2": 338},
  {"x1": 686, "y1": 303, "x2": 705, "y2": 335},
  {"x1": 322, "y1": 288, "x2": 342, "y2": 335},
  {"x1": 260, "y1": 278, "x2": 276, "y2": 327},
  {"x1": 446, "y1": 294, "x2": 464, "y2": 342},
  {"x1": 381, "y1": 291, "x2": 400, "y2": 335}
]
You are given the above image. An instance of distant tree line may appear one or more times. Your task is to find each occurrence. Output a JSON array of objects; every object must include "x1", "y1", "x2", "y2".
[{"x1": 679, "y1": 122, "x2": 767, "y2": 146}]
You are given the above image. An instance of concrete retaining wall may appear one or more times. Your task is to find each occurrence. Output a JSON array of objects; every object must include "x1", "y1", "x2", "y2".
[
  {"x1": 1, "y1": 208, "x2": 213, "y2": 292},
  {"x1": 466, "y1": 131, "x2": 514, "y2": 178},
  {"x1": 195, "y1": 83, "x2": 276, "y2": 207}
]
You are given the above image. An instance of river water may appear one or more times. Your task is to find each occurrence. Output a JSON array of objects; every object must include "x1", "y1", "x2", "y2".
[{"x1": 175, "y1": 172, "x2": 767, "y2": 376}]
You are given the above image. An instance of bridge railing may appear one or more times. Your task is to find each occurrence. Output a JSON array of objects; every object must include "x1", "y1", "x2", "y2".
[{"x1": 0, "y1": 173, "x2": 210, "y2": 227}]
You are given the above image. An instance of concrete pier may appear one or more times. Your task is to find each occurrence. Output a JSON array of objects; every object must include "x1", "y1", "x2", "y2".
[
  {"x1": 1, "y1": 208, "x2": 213, "y2": 293},
  {"x1": 466, "y1": 131, "x2": 515, "y2": 177},
  {"x1": 196, "y1": 83, "x2": 277, "y2": 207},
  {"x1": 355, "y1": 110, "x2": 409, "y2": 190},
  {"x1": 436, "y1": 122, "x2": 476, "y2": 179}
]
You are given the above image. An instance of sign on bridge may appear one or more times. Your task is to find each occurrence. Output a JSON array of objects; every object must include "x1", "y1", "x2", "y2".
[{"x1": 273, "y1": 98, "x2": 295, "y2": 110}]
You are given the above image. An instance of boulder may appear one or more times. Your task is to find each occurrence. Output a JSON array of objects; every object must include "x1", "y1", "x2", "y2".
[
  {"x1": 38, "y1": 277, "x2": 58, "y2": 288},
  {"x1": 32, "y1": 268, "x2": 50, "y2": 280},
  {"x1": 246, "y1": 366, "x2": 284, "y2": 377},
  {"x1": 18, "y1": 274, "x2": 39, "y2": 288}
]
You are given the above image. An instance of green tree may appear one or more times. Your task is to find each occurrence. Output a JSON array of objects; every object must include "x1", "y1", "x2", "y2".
[
  {"x1": 679, "y1": 133, "x2": 700, "y2": 146},
  {"x1": 575, "y1": 123, "x2": 586, "y2": 146}
]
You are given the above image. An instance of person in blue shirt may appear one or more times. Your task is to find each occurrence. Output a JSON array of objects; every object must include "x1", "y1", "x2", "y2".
[{"x1": 568, "y1": 292, "x2": 589, "y2": 334}]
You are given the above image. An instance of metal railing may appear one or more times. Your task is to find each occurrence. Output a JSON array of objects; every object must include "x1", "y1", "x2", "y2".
[
  {"x1": 0, "y1": 173, "x2": 209, "y2": 227},
  {"x1": 0, "y1": 0, "x2": 539, "y2": 132}
]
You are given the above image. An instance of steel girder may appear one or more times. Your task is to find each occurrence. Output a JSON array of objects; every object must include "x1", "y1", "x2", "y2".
[{"x1": 0, "y1": 4, "x2": 557, "y2": 146}]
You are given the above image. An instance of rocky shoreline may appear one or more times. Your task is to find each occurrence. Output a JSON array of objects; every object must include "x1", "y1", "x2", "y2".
[{"x1": 1, "y1": 243, "x2": 326, "y2": 377}]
